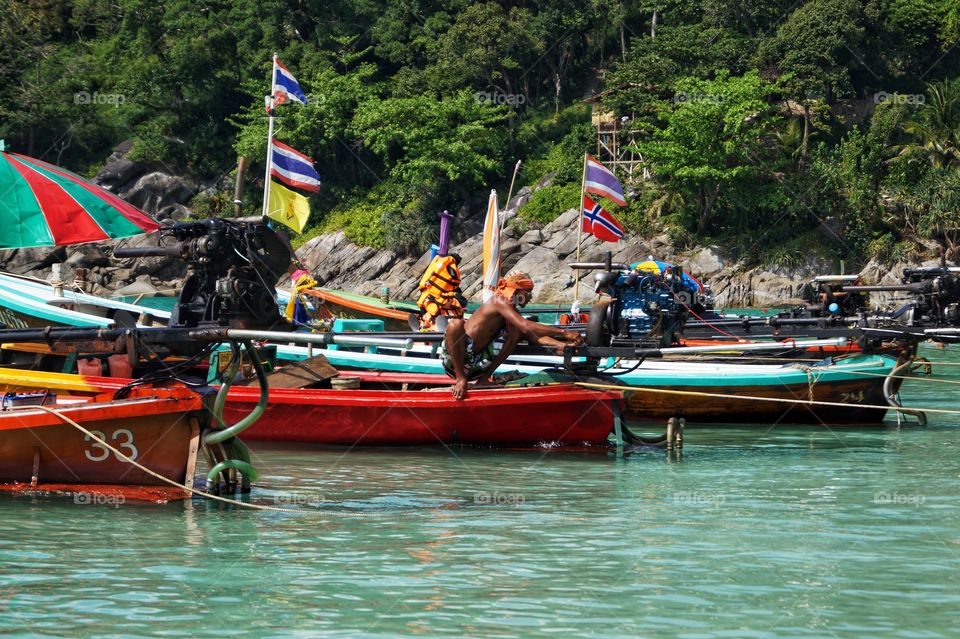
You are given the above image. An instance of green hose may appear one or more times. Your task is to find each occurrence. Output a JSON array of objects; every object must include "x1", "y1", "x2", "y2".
[
  {"x1": 206, "y1": 459, "x2": 260, "y2": 490},
  {"x1": 210, "y1": 342, "x2": 242, "y2": 429},
  {"x1": 225, "y1": 439, "x2": 254, "y2": 493},
  {"x1": 202, "y1": 340, "x2": 270, "y2": 494},
  {"x1": 227, "y1": 437, "x2": 253, "y2": 465},
  {"x1": 205, "y1": 340, "x2": 269, "y2": 445}
]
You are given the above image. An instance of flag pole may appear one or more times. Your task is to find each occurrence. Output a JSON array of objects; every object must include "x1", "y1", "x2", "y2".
[
  {"x1": 574, "y1": 153, "x2": 587, "y2": 300},
  {"x1": 502, "y1": 159, "x2": 522, "y2": 209},
  {"x1": 260, "y1": 53, "x2": 278, "y2": 219}
]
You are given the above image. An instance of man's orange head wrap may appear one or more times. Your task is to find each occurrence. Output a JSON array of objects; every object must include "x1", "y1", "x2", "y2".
[{"x1": 496, "y1": 273, "x2": 535, "y2": 300}]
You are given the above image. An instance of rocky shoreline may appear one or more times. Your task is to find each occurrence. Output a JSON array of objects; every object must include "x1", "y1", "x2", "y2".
[
  {"x1": 0, "y1": 145, "x2": 946, "y2": 309},
  {"x1": 294, "y1": 188, "x2": 942, "y2": 309}
]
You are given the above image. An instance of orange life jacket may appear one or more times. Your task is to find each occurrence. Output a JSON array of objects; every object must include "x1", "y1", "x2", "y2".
[{"x1": 417, "y1": 255, "x2": 464, "y2": 320}]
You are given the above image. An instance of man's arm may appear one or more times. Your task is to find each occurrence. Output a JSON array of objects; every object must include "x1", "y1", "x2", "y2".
[
  {"x1": 523, "y1": 320, "x2": 582, "y2": 345},
  {"x1": 493, "y1": 299, "x2": 583, "y2": 346}
]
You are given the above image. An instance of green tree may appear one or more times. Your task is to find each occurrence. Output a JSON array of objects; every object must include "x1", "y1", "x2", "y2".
[
  {"x1": 352, "y1": 91, "x2": 507, "y2": 204},
  {"x1": 899, "y1": 79, "x2": 960, "y2": 169},
  {"x1": 760, "y1": 0, "x2": 864, "y2": 168},
  {"x1": 433, "y1": 2, "x2": 542, "y2": 122},
  {"x1": 638, "y1": 71, "x2": 779, "y2": 235}
]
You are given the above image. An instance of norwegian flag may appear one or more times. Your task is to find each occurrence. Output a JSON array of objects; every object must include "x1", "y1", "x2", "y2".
[{"x1": 582, "y1": 195, "x2": 624, "y2": 242}]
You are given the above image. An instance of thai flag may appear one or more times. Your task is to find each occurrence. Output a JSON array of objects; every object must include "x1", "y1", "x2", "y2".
[
  {"x1": 585, "y1": 155, "x2": 627, "y2": 207},
  {"x1": 582, "y1": 195, "x2": 624, "y2": 243},
  {"x1": 270, "y1": 140, "x2": 321, "y2": 192},
  {"x1": 273, "y1": 58, "x2": 308, "y2": 106}
]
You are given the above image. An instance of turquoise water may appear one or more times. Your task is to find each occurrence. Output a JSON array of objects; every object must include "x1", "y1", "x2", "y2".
[{"x1": 2, "y1": 346, "x2": 959, "y2": 638}]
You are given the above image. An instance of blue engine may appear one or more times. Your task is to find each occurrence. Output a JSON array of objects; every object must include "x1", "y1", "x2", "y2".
[
  {"x1": 615, "y1": 273, "x2": 686, "y2": 337},
  {"x1": 587, "y1": 263, "x2": 707, "y2": 346}
]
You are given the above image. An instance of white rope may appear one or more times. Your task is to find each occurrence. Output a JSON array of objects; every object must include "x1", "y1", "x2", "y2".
[
  {"x1": 574, "y1": 382, "x2": 960, "y2": 417},
  {"x1": 31, "y1": 404, "x2": 306, "y2": 512},
  {"x1": 26, "y1": 404, "x2": 596, "y2": 520}
]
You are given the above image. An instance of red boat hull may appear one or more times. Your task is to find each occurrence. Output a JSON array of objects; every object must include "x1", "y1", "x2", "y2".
[
  {"x1": 0, "y1": 368, "x2": 620, "y2": 447},
  {"x1": 0, "y1": 387, "x2": 202, "y2": 500},
  {"x1": 223, "y1": 384, "x2": 620, "y2": 446}
]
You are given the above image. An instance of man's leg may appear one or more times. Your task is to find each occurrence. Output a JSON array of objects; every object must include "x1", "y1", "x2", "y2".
[
  {"x1": 444, "y1": 318, "x2": 470, "y2": 400},
  {"x1": 475, "y1": 326, "x2": 522, "y2": 387}
]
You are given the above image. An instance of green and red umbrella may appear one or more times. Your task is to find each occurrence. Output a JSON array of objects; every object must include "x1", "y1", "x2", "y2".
[{"x1": 0, "y1": 150, "x2": 159, "y2": 249}]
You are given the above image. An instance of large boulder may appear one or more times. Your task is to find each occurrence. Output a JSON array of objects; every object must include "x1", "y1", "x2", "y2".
[
  {"x1": 686, "y1": 246, "x2": 726, "y2": 277},
  {"x1": 749, "y1": 272, "x2": 805, "y2": 307},
  {"x1": 504, "y1": 246, "x2": 577, "y2": 303},
  {"x1": 63, "y1": 244, "x2": 111, "y2": 269},
  {"x1": 0, "y1": 246, "x2": 67, "y2": 274},
  {"x1": 120, "y1": 172, "x2": 201, "y2": 216},
  {"x1": 541, "y1": 208, "x2": 579, "y2": 236},
  {"x1": 93, "y1": 140, "x2": 146, "y2": 190},
  {"x1": 113, "y1": 277, "x2": 164, "y2": 298}
]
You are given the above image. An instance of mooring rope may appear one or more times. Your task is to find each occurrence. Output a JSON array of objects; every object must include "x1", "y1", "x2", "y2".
[
  {"x1": 795, "y1": 364, "x2": 824, "y2": 402},
  {"x1": 572, "y1": 381, "x2": 960, "y2": 417},
  {"x1": 27, "y1": 404, "x2": 445, "y2": 516},
  {"x1": 23, "y1": 404, "x2": 597, "y2": 520},
  {"x1": 809, "y1": 369, "x2": 960, "y2": 385},
  {"x1": 29, "y1": 404, "x2": 314, "y2": 513},
  {"x1": 898, "y1": 358, "x2": 960, "y2": 367}
]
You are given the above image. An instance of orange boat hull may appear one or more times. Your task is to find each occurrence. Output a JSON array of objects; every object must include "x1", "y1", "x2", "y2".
[{"x1": 0, "y1": 387, "x2": 203, "y2": 501}]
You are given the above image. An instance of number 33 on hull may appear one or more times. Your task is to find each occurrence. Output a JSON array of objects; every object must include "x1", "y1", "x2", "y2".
[{"x1": 0, "y1": 386, "x2": 205, "y2": 502}]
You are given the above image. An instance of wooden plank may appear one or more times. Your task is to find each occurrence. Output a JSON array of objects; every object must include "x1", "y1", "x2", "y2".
[{"x1": 238, "y1": 354, "x2": 340, "y2": 389}]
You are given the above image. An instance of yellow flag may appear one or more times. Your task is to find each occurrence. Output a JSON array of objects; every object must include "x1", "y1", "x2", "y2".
[{"x1": 267, "y1": 181, "x2": 310, "y2": 233}]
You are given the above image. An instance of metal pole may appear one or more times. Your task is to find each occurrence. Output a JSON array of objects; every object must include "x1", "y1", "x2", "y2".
[
  {"x1": 636, "y1": 337, "x2": 849, "y2": 356},
  {"x1": 503, "y1": 159, "x2": 522, "y2": 210},
  {"x1": 574, "y1": 153, "x2": 588, "y2": 300},
  {"x1": 190, "y1": 328, "x2": 415, "y2": 350},
  {"x1": 234, "y1": 156, "x2": 249, "y2": 215},
  {"x1": 260, "y1": 53, "x2": 277, "y2": 218}
]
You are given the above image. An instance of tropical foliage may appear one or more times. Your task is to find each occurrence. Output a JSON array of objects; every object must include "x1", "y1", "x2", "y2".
[{"x1": 2, "y1": 0, "x2": 959, "y2": 263}]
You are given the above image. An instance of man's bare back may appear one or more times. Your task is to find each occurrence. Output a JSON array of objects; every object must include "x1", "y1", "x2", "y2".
[{"x1": 441, "y1": 274, "x2": 584, "y2": 399}]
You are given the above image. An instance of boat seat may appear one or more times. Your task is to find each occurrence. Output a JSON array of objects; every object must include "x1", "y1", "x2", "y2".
[{"x1": 330, "y1": 319, "x2": 385, "y2": 353}]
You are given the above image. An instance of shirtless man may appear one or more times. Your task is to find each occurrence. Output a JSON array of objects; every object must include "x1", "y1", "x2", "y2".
[{"x1": 441, "y1": 273, "x2": 584, "y2": 400}]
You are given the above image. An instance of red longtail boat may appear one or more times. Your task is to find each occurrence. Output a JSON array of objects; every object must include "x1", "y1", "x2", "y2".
[
  {"x1": 222, "y1": 380, "x2": 620, "y2": 446},
  {"x1": 0, "y1": 367, "x2": 622, "y2": 448}
]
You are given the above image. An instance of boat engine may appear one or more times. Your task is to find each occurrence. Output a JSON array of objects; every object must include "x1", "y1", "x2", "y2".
[
  {"x1": 572, "y1": 255, "x2": 695, "y2": 347},
  {"x1": 799, "y1": 267, "x2": 960, "y2": 327},
  {"x1": 900, "y1": 267, "x2": 960, "y2": 326},
  {"x1": 114, "y1": 218, "x2": 292, "y2": 330}
]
